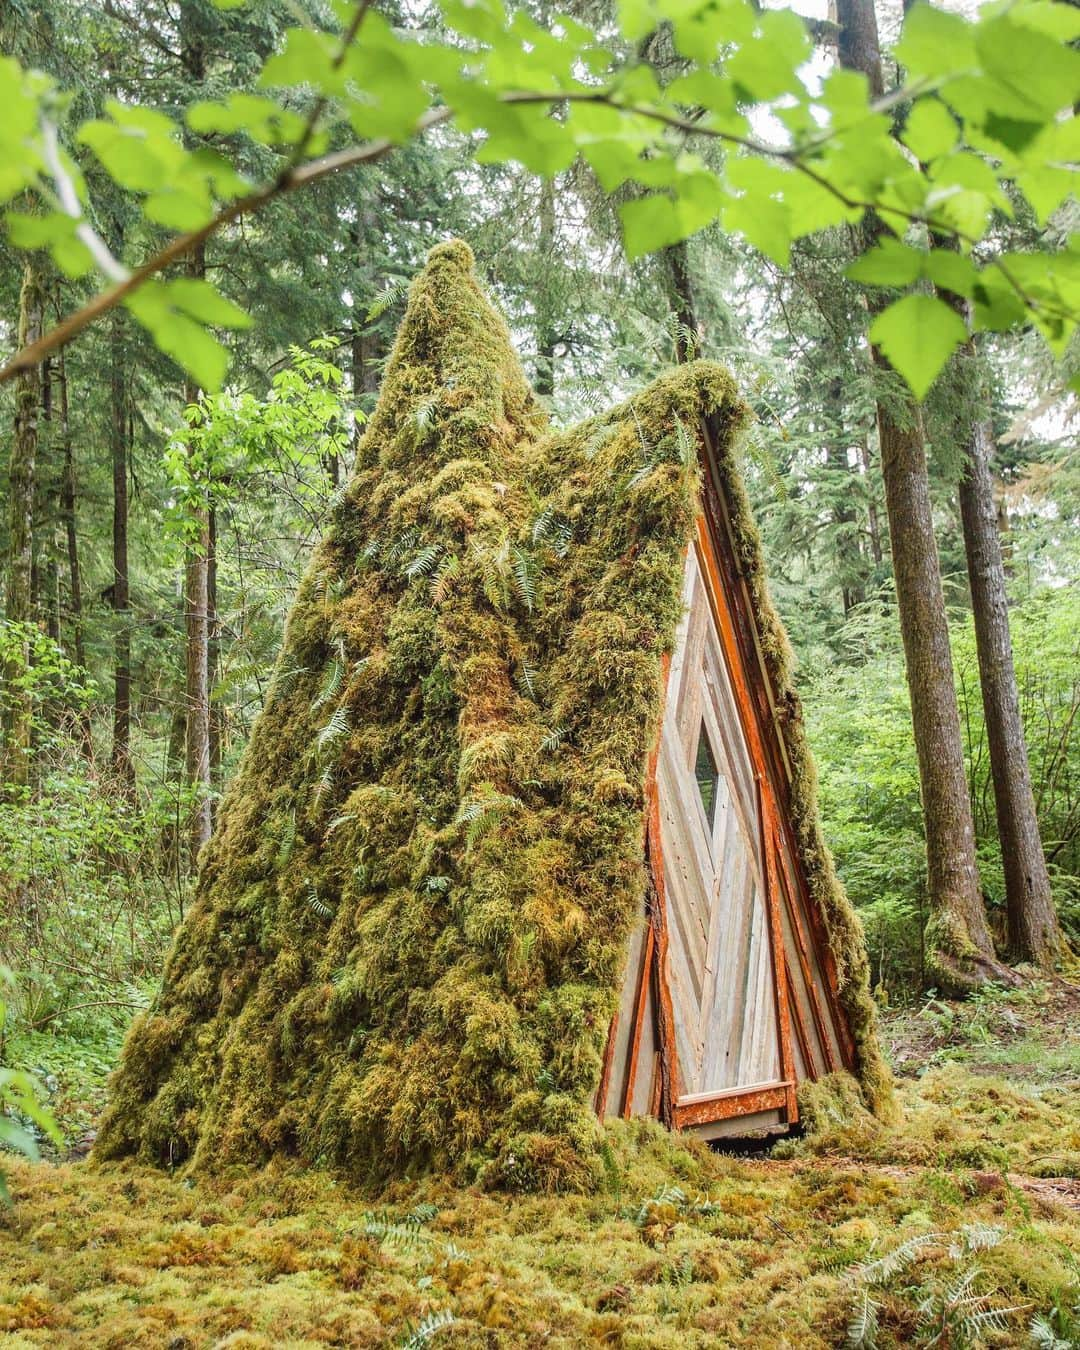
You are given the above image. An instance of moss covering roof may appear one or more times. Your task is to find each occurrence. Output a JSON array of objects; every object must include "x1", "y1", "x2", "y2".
[{"x1": 96, "y1": 240, "x2": 889, "y2": 1190}]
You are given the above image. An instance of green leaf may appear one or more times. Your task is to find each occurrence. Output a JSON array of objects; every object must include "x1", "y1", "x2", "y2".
[
  {"x1": 0, "y1": 1115, "x2": 39, "y2": 1163},
  {"x1": 168, "y1": 278, "x2": 253, "y2": 330},
  {"x1": 187, "y1": 94, "x2": 308, "y2": 147},
  {"x1": 620, "y1": 194, "x2": 691, "y2": 258},
  {"x1": 125, "y1": 281, "x2": 232, "y2": 390},
  {"x1": 724, "y1": 193, "x2": 790, "y2": 266},
  {"x1": 902, "y1": 98, "x2": 958, "y2": 164},
  {"x1": 975, "y1": 16, "x2": 1080, "y2": 119},
  {"x1": 971, "y1": 269, "x2": 1027, "y2": 332},
  {"x1": 259, "y1": 28, "x2": 338, "y2": 92},
  {"x1": 725, "y1": 158, "x2": 795, "y2": 266},
  {"x1": 727, "y1": 10, "x2": 810, "y2": 102},
  {"x1": 896, "y1": 5, "x2": 976, "y2": 79},
  {"x1": 925, "y1": 250, "x2": 978, "y2": 298},
  {"x1": 869, "y1": 293, "x2": 968, "y2": 399},
  {"x1": 846, "y1": 239, "x2": 924, "y2": 287},
  {"x1": 5, "y1": 211, "x2": 95, "y2": 278},
  {"x1": 476, "y1": 104, "x2": 578, "y2": 176},
  {"x1": 1017, "y1": 166, "x2": 1076, "y2": 227},
  {"x1": 209, "y1": 0, "x2": 247, "y2": 8}
]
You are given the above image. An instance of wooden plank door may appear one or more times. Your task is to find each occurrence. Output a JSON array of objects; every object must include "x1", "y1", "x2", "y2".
[{"x1": 656, "y1": 545, "x2": 782, "y2": 1101}]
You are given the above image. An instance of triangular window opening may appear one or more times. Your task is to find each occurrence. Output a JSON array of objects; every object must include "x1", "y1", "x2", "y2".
[{"x1": 694, "y1": 720, "x2": 720, "y2": 830}]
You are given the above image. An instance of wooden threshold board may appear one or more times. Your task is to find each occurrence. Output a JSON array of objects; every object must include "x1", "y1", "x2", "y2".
[{"x1": 672, "y1": 1080, "x2": 793, "y2": 1129}]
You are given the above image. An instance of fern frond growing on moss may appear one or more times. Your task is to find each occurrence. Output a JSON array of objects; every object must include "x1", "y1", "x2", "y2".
[
  {"x1": 405, "y1": 544, "x2": 442, "y2": 580},
  {"x1": 277, "y1": 811, "x2": 297, "y2": 866},
  {"x1": 313, "y1": 638, "x2": 347, "y2": 710},
  {"x1": 845, "y1": 1290, "x2": 880, "y2": 1349},
  {"x1": 306, "y1": 884, "x2": 335, "y2": 921},
  {"x1": 429, "y1": 552, "x2": 460, "y2": 604},
  {"x1": 316, "y1": 705, "x2": 351, "y2": 756},
  {"x1": 398, "y1": 1309, "x2": 455, "y2": 1348},
  {"x1": 366, "y1": 276, "x2": 409, "y2": 322},
  {"x1": 511, "y1": 545, "x2": 539, "y2": 613},
  {"x1": 540, "y1": 725, "x2": 568, "y2": 753}
]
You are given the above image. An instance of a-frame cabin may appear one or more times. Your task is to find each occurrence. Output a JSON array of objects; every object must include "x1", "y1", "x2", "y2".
[
  {"x1": 598, "y1": 420, "x2": 856, "y2": 1140},
  {"x1": 97, "y1": 242, "x2": 888, "y2": 1188}
]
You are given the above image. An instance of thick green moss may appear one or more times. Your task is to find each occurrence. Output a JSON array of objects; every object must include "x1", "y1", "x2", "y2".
[{"x1": 96, "y1": 240, "x2": 889, "y2": 1188}]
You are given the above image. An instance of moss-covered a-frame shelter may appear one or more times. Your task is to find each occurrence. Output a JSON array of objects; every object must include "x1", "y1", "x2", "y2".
[{"x1": 98, "y1": 240, "x2": 890, "y2": 1190}]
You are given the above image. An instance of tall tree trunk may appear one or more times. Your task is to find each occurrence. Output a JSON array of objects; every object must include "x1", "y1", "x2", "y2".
[
  {"x1": 957, "y1": 390, "x2": 1061, "y2": 965},
  {"x1": 58, "y1": 347, "x2": 92, "y2": 753},
  {"x1": 663, "y1": 240, "x2": 699, "y2": 363},
  {"x1": 110, "y1": 310, "x2": 134, "y2": 790},
  {"x1": 835, "y1": 0, "x2": 1011, "y2": 990},
  {"x1": 183, "y1": 291, "x2": 213, "y2": 866},
  {"x1": 39, "y1": 353, "x2": 62, "y2": 648},
  {"x1": 184, "y1": 440, "x2": 212, "y2": 868},
  {"x1": 208, "y1": 501, "x2": 222, "y2": 809},
  {"x1": 182, "y1": 9, "x2": 213, "y2": 870},
  {"x1": 3, "y1": 260, "x2": 46, "y2": 788},
  {"x1": 876, "y1": 401, "x2": 1006, "y2": 988},
  {"x1": 859, "y1": 434, "x2": 885, "y2": 567},
  {"x1": 535, "y1": 179, "x2": 558, "y2": 397},
  {"x1": 58, "y1": 348, "x2": 84, "y2": 667},
  {"x1": 827, "y1": 374, "x2": 865, "y2": 615}
]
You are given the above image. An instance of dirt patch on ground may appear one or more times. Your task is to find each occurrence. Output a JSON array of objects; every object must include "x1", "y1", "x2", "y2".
[{"x1": 879, "y1": 976, "x2": 1080, "y2": 1083}]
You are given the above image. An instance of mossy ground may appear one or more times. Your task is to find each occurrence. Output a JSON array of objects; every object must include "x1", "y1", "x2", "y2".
[{"x1": 3, "y1": 983, "x2": 1078, "y2": 1347}]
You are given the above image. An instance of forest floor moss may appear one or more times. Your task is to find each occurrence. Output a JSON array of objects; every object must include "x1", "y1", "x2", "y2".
[{"x1": 1, "y1": 979, "x2": 1078, "y2": 1348}]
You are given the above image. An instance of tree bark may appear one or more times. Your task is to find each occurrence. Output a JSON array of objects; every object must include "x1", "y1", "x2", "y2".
[
  {"x1": 859, "y1": 433, "x2": 885, "y2": 568},
  {"x1": 827, "y1": 374, "x2": 865, "y2": 615},
  {"x1": 183, "y1": 289, "x2": 213, "y2": 866},
  {"x1": 535, "y1": 178, "x2": 558, "y2": 397},
  {"x1": 957, "y1": 397, "x2": 1061, "y2": 965},
  {"x1": 110, "y1": 310, "x2": 134, "y2": 790},
  {"x1": 184, "y1": 456, "x2": 213, "y2": 868},
  {"x1": 3, "y1": 260, "x2": 46, "y2": 788},
  {"x1": 875, "y1": 397, "x2": 1007, "y2": 988},
  {"x1": 663, "y1": 240, "x2": 699, "y2": 363},
  {"x1": 182, "y1": 8, "x2": 213, "y2": 870},
  {"x1": 58, "y1": 347, "x2": 92, "y2": 752},
  {"x1": 835, "y1": 0, "x2": 1011, "y2": 990},
  {"x1": 208, "y1": 501, "x2": 222, "y2": 809}
]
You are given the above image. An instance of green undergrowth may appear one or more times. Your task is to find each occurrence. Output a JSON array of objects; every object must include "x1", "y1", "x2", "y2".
[{"x1": 2, "y1": 1096, "x2": 1077, "y2": 1348}]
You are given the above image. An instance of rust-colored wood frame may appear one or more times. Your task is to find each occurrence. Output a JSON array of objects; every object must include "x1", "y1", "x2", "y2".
[
  {"x1": 697, "y1": 417, "x2": 857, "y2": 1075},
  {"x1": 598, "y1": 417, "x2": 859, "y2": 1133}
]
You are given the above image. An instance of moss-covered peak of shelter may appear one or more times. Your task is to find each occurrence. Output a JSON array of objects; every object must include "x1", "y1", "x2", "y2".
[{"x1": 352, "y1": 237, "x2": 546, "y2": 480}]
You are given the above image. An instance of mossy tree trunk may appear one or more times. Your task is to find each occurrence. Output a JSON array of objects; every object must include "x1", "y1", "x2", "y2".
[
  {"x1": 4, "y1": 259, "x2": 46, "y2": 789},
  {"x1": 835, "y1": 0, "x2": 1012, "y2": 991}
]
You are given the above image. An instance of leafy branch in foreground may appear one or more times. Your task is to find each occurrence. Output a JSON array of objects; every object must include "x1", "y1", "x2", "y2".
[{"x1": 2, "y1": 0, "x2": 1079, "y2": 400}]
